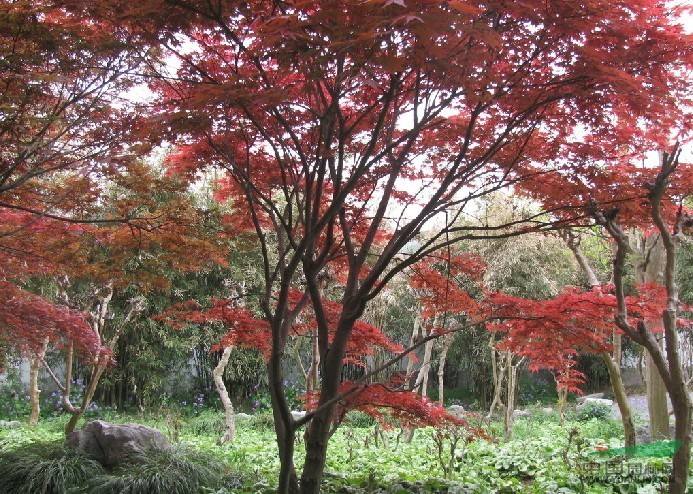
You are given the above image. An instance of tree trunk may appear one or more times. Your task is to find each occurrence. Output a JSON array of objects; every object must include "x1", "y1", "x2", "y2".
[
  {"x1": 306, "y1": 330, "x2": 320, "y2": 396},
  {"x1": 300, "y1": 349, "x2": 343, "y2": 494},
  {"x1": 403, "y1": 319, "x2": 435, "y2": 443},
  {"x1": 557, "y1": 387, "x2": 567, "y2": 423},
  {"x1": 213, "y1": 345, "x2": 235, "y2": 444},
  {"x1": 437, "y1": 333, "x2": 453, "y2": 406},
  {"x1": 65, "y1": 364, "x2": 105, "y2": 435},
  {"x1": 504, "y1": 354, "x2": 523, "y2": 440},
  {"x1": 504, "y1": 352, "x2": 517, "y2": 441},
  {"x1": 28, "y1": 354, "x2": 42, "y2": 426},
  {"x1": 602, "y1": 352, "x2": 636, "y2": 447}
]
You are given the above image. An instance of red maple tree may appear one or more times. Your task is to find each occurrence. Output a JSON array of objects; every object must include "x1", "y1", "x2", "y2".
[{"x1": 42, "y1": 1, "x2": 693, "y2": 492}]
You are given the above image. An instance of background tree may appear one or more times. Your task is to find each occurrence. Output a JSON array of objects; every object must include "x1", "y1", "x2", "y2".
[{"x1": 592, "y1": 149, "x2": 692, "y2": 493}]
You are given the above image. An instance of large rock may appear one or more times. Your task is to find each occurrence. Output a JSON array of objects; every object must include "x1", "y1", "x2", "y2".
[
  {"x1": 66, "y1": 420, "x2": 171, "y2": 468},
  {"x1": 447, "y1": 405, "x2": 465, "y2": 416}
]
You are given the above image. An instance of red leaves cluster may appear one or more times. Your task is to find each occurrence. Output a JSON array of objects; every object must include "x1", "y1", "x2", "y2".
[
  {"x1": 408, "y1": 254, "x2": 485, "y2": 319},
  {"x1": 291, "y1": 295, "x2": 403, "y2": 367},
  {"x1": 486, "y1": 283, "x2": 685, "y2": 392},
  {"x1": 306, "y1": 378, "x2": 488, "y2": 440},
  {"x1": 156, "y1": 299, "x2": 271, "y2": 357}
]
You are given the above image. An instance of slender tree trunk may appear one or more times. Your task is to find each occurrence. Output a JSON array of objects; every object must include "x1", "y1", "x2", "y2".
[
  {"x1": 405, "y1": 313, "x2": 422, "y2": 387},
  {"x1": 602, "y1": 352, "x2": 636, "y2": 447},
  {"x1": 668, "y1": 381, "x2": 691, "y2": 494},
  {"x1": 306, "y1": 330, "x2": 320, "y2": 396},
  {"x1": 504, "y1": 354, "x2": 524, "y2": 440},
  {"x1": 403, "y1": 318, "x2": 435, "y2": 443},
  {"x1": 415, "y1": 328, "x2": 435, "y2": 399},
  {"x1": 213, "y1": 345, "x2": 235, "y2": 444},
  {"x1": 437, "y1": 333, "x2": 453, "y2": 406},
  {"x1": 28, "y1": 355, "x2": 42, "y2": 426},
  {"x1": 557, "y1": 387, "x2": 567, "y2": 423},
  {"x1": 27, "y1": 338, "x2": 48, "y2": 426}
]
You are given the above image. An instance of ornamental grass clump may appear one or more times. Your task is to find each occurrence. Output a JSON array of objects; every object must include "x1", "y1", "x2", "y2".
[
  {"x1": 77, "y1": 445, "x2": 224, "y2": 494},
  {"x1": 0, "y1": 440, "x2": 104, "y2": 494}
]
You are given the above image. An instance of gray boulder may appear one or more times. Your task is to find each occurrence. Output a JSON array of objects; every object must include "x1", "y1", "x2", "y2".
[
  {"x1": 66, "y1": 420, "x2": 171, "y2": 468},
  {"x1": 0, "y1": 420, "x2": 22, "y2": 428},
  {"x1": 513, "y1": 409, "x2": 532, "y2": 418},
  {"x1": 447, "y1": 405, "x2": 465, "y2": 416},
  {"x1": 578, "y1": 397, "x2": 613, "y2": 408},
  {"x1": 576, "y1": 392, "x2": 604, "y2": 404}
]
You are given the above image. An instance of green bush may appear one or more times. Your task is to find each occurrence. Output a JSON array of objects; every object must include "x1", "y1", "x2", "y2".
[{"x1": 0, "y1": 440, "x2": 104, "y2": 494}]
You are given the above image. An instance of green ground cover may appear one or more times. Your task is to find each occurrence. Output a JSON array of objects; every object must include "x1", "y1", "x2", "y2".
[{"x1": 0, "y1": 407, "x2": 687, "y2": 493}]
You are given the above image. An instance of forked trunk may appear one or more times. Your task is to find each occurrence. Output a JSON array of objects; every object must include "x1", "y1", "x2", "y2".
[{"x1": 65, "y1": 364, "x2": 105, "y2": 435}]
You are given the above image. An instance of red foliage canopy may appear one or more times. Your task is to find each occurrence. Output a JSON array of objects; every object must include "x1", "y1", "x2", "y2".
[
  {"x1": 0, "y1": 282, "x2": 100, "y2": 361},
  {"x1": 486, "y1": 283, "x2": 685, "y2": 392}
]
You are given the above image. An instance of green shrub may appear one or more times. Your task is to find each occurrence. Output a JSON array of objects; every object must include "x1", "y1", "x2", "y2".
[
  {"x1": 0, "y1": 365, "x2": 29, "y2": 420},
  {"x1": 249, "y1": 411, "x2": 275, "y2": 430},
  {"x1": 344, "y1": 411, "x2": 376, "y2": 428},
  {"x1": 0, "y1": 440, "x2": 104, "y2": 494},
  {"x1": 76, "y1": 445, "x2": 224, "y2": 494},
  {"x1": 184, "y1": 410, "x2": 227, "y2": 436}
]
